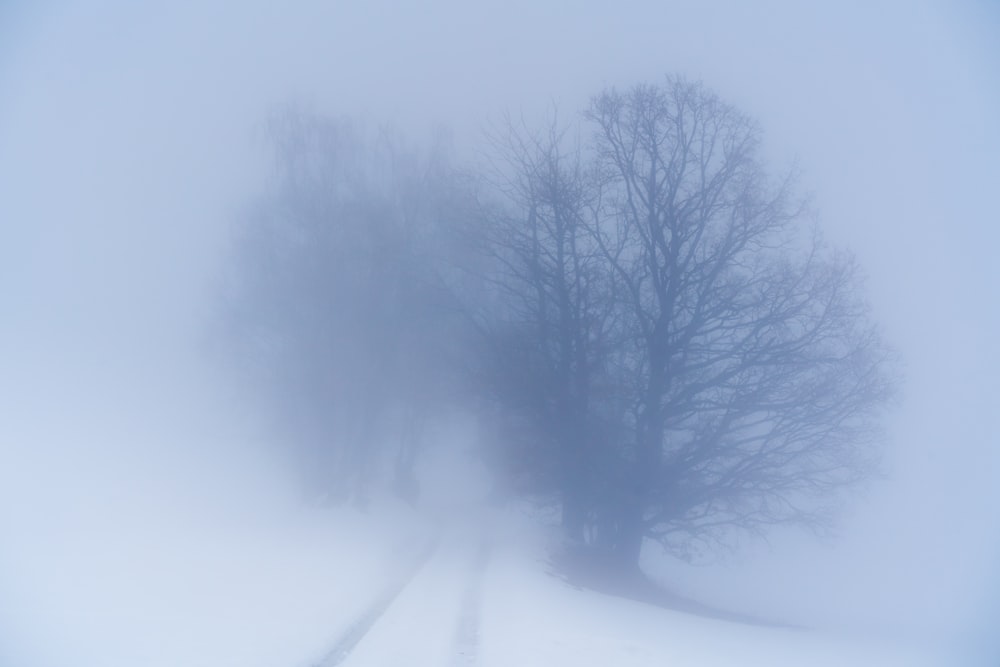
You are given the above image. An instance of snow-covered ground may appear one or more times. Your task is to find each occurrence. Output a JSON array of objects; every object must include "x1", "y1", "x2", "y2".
[
  {"x1": 0, "y1": 496, "x2": 424, "y2": 667},
  {"x1": 0, "y1": 491, "x2": 984, "y2": 667},
  {"x1": 0, "y1": 423, "x2": 981, "y2": 667},
  {"x1": 0, "y1": 394, "x2": 426, "y2": 667},
  {"x1": 480, "y1": 522, "x2": 959, "y2": 667}
]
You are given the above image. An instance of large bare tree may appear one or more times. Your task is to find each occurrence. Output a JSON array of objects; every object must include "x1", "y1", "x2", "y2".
[
  {"x1": 477, "y1": 78, "x2": 894, "y2": 573},
  {"x1": 579, "y1": 77, "x2": 895, "y2": 569}
]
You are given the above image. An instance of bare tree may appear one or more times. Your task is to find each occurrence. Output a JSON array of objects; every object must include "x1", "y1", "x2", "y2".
[
  {"x1": 224, "y1": 109, "x2": 472, "y2": 505},
  {"x1": 475, "y1": 114, "x2": 624, "y2": 539},
  {"x1": 579, "y1": 76, "x2": 896, "y2": 569}
]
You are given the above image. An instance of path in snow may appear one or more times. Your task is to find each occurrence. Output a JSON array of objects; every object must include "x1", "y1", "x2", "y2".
[
  {"x1": 312, "y1": 535, "x2": 440, "y2": 666},
  {"x1": 450, "y1": 540, "x2": 491, "y2": 667},
  {"x1": 312, "y1": 533, "x2": 492, "y2": 667}
]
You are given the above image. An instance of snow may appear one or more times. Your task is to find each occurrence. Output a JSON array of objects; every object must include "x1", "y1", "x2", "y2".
[
  {"x1": 0, "y1": 453, "x2": 977, "y2": 667},
  {"x1": 0, "y1": 498, "x2": 428, "y2": 667},
  {"x1": 328, "y1": 537, "x2": 479, "y2": 667},
  {"x1": 480, "y1": 533, "x2": 955, "y2": 667},
  {"x1": 0, "y1": 403, "x2": 425, "y2": 667}
]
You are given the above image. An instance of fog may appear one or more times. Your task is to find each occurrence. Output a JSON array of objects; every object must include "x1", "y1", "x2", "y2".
[{"x1": 1, "y1": 1, "x2": 997, "y2": 665}]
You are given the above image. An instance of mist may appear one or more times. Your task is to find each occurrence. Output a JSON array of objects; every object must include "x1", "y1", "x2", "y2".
[{"x1": 1, "y1": 1, "x2": 997, "y2": 665}]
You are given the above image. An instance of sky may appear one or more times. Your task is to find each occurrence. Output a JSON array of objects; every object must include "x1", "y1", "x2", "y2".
[{"x1": 1, "y1": 0, "x2": 998, "y2": 656}]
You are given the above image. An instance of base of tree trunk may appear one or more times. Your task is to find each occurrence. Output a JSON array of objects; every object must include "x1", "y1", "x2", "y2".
[{"x1": 553, "y1": 542, "x2": 645, "y2": 590}]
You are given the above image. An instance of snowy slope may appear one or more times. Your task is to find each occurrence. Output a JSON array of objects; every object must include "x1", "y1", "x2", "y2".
[
  {"x1": 1, "y1": 496, "x2": 978, "y2": 667},
  {"x1": 0, "y1": 499, "x2": 429, "y2": 667},
  {"x1": 480, "y1": 537, "x2": 956, "y2": 667}
]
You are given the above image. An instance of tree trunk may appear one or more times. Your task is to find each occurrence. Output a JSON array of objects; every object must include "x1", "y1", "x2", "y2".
[
  {"x1": 561, "y1": 489, "x2": 587, "y2": 544},
  {"x1": 558, "y1": 411, "x2": 593, "y2": 544},
  {"x1": 611, "y1": 506, "x2": 644, "y2": 573},
  {"x1": 591, "y1": 483, "x2": 645, "y2": 575}
]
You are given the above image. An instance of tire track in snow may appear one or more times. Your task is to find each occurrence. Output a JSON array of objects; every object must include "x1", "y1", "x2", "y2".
[
  {"x1": 450, "y1": 541, "x2": 491, "y2": 667},
  {"x1": 312, "y1": 535, "x2": 440, "y2": 667}
]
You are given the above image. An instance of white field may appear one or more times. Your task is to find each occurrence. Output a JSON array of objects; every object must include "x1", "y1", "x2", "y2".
[{"x1": 0, "y1": 496, "x2": 974, "y2": 667}]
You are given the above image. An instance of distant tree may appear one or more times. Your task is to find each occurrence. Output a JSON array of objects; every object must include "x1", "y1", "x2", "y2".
[{"x1": 224, "y1": 110, "x2": 472, "y2": 505}]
